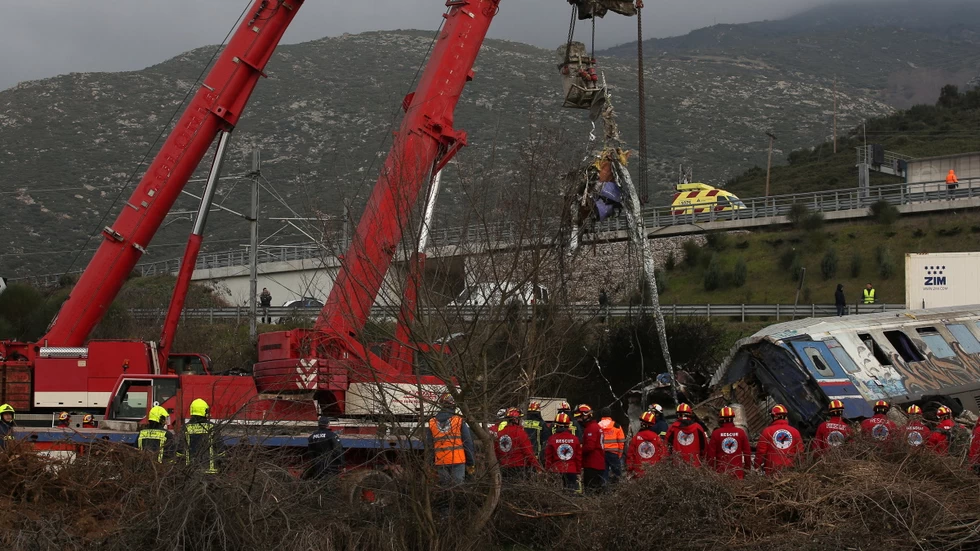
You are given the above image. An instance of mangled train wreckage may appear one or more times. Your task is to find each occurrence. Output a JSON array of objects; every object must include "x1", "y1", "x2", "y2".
[{"x1": 706, "y1": 306, "x2": 980, "y2": 437}]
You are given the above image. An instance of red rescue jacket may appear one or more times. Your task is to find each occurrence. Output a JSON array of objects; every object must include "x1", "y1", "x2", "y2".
[
  {"x1": 494, "y1": 422, "x2": 540, "y2": 469},
  {"x1": 580, "y1": 419, "x2": 606, "y2": 471},
  {"x1": 755, "y1": 419, "x2": 803, "y2": 474},
  {"x1": 969, "y1": 422, "x2": 980, "y2": 465},
  {"x1": 545, "y1": 429, "x2": 582, "y2": 474},
  {"x1": 706, "y1": 422, "x2": 750, "y2": 478},
  {"x1": 812, "y1": 417, "x2": 851, "y2": 454},
  {"x1": 927, "y1": 419, "x2": 956, "y2": 455},
  {"x1": 903, "y1": 421, "x2": 932, "y2": 449},
  {"x1": 625, "y1": 429, "x2": 666, "y2": 477},
  {"x1": 665, "y1": 419, "x2": 708, "y2": 466},
  {"x1": 860, "y1": 414, "x2": 897, "y2": 442}
]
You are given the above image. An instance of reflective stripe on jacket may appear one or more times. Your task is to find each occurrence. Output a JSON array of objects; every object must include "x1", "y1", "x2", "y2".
[
  {"x1": 598, "y1": 417, "x2": 625, "y2": 455},
  {"x1": 138, "y1": 428, "x2": 169, "y2": 463},
  {"x1": 863, "y1": 288, "x2": 875, "y2": 304},
  {"x1": 184, "y1": 422, "x2": 218, "y2": 473},
  {"x1": 429, "y1": 415, "x2": 466, "y2": 465}
]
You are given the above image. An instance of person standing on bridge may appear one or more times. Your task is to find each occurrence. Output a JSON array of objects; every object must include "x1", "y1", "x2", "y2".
[
  {"x1": 835, "y1": 284, "x2": 846, "y2": 316},
  {"x1": 946, "y1": 169, "x2": 959, "y2": 190},
  {"x1": 259, "y1": 287, "x2": 273, "y2": 324},
  {"x1": 863, "y1": 283, "x2": 876, "y2": 306},
  {"x1": 0, "y1": 404, "x2": 16, "y2": 450}
]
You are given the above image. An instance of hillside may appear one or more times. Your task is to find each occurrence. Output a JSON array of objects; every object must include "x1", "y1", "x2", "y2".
[
  {"x1": 4, "y1": 1, "x2": 979, "y2": 277},
  {"x1": 724, "y1": 86, "x2": 980, "y2": 197}
]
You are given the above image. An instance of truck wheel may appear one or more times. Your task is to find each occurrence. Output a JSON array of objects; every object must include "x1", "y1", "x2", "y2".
[{"x1": 344, "y1": 469, "x2": 396, "y2": 508}]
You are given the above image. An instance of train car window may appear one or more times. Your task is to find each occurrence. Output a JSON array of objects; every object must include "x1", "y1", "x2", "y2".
[
  {"x1": 826, "y1": 339, "x2": 860, "y2": 374},
  {"x1": 947, "y1": 324, "x2": 980, "y2": 355},
  {"x1": 803, "y1": 347, "x2": 835, "y2": 377},
  {"x1": 883, "y1": 330, "x2": 925, "y2": 363},
  {"x1": 916, "y1": 327, "x2": 956, "y2": 359},
  {"x1": 858, "y1": 333, "x2": 893, "y2": 366}
]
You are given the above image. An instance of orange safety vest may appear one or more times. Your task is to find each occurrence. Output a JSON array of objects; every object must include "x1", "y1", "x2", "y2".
[
  {"x1": 429, "y1": 416, "x2": 466, "y2": 465},
  {"x1": 599, "y1": 418, "x2": 626, "y2": 455},
  {"x1": 947, "y1": 170, "x2": 959, "y2": 184}
]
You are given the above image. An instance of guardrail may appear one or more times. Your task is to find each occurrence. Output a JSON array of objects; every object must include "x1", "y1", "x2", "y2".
[
  {"x1": 128, "y1": 303, "x2": 906, "y2": 323},
  {"x1": 20, "y1": 175, "x2": 980, "y2": 285}
]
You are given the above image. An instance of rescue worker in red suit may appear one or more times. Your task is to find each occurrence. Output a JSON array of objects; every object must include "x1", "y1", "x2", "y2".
[
  {"x1": 927, "y1": 406, "x2": 957, "y2": 455},
  {"x1": 860, "y1": 400, "x2": 897, "y2": 443},
  {"x1": 487, "y1": 408, "x2": 507, "y2": 441},
  {"x1": 494, "y1": 408, "x2": 540, "y2": 479},
  {"x1": 968, "y1": 418, "x2": 980, "y2": 474},
  {"x1": 812, "y1": 400, "x2": 852, "y2": 455},
  {"x1": 82, "y1": 414, "x2": 97, "y2": 429},
  {"x1": 575, "y1": 404, "x2": 606, "y2": 491},
  {"x1": 545, "y1": 413, "x2": 582, "y2": 492},
  {"x1": 903, "y1": 405, "x2": 932, "y2": 450},
  {"x1": 625, "y1": 411, "x2": 667, "y2": 478},
  {"x1": 56, "y1": 411, "x2": 71, "y2": 428},
  {"x1": 706, "y1": 407, "x2": 751, "y2": 478},
  {"x1": 665, "y1": 403, "x2": 708, "y2": 466},
  {"x1": 552, "y1": 401, "x2": 583, "y2": 439},
  {"x1": 755, "y1": 404, "x2": 803, "y2": 474}
]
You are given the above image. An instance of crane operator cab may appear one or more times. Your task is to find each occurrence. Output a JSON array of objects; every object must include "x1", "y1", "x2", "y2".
[{"x1": 558, "y1": 42, "x2": 607, "y2": 115}]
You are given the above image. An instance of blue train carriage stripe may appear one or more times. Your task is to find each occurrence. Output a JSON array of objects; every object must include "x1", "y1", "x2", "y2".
[{"x1": 12, "y1": 429, "x2": 424, "y2": 450}]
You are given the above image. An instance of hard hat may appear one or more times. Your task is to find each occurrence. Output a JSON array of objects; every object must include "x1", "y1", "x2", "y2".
[
  {"x1": 554, "y1": 413, "x2": 571, "y2": 426},
  {"x1": 906, "y1": 405, "x2": 922, "y2": 415},
  {"x1": 574, "y1": 404, "x2": 593, "y2": 418},
  {"x1": 58, "y1": 411, "x2": 71, "y2": 422},
  {"x1": 527, "y1": 401, "x2": 541, "y2": 412},
  {"x1": 936, "y1": 405, "x2": 952, "y2": 419},
  {"x1": 189, "y1": 398, "x2": 210, "y2": 418},
  {"x1": 148, "y1": 406, "x2": 169, "y2": 424},
  {"x1": 719, "y1": 406, "x2": 735, "y2": 420},
  {"x1": 557, "y1": 401, "x2": 571, "y2": 412},
  {"x1": 873, "y1": 400, "x2": 890, "y2": 414},
  {"x1": 505, "y1": 407, "x2": 522, "y2": 419},
  {"x1": 648, "y1": 403, "x2": 664, "y2": 414},
  {"x1": 0, "y1": 403, "x2": 14, "y2": 415},
  {"x1": 676, "y1": 403, "x2": 693, "y2": 417},
  {"x1": 82, "y1": 414, "x2": 95, "y2": 424},
  {"x1": 495, "y1": 408, "x2": 508, "y2": 420},
  {"x1": 438, "y1": 392, "x2": 455, "y2": 408},
  {"x1": 828, "y1": 400, "x2": 844, "y2": 413},
  {"x1": 771, "y1": 404, "x2": 788, "y2": 418},
  {"x1": 640, "y1": 411, "x2": 657, "y2": 426}
]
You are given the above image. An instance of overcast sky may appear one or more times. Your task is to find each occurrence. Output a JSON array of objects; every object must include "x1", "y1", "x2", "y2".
[{"x1": 1, "y1": 0, "x2": 835, "y2": 91}]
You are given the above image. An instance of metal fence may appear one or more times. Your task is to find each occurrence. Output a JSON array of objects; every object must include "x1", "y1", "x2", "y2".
[
  {"x1": 20, "y1": 175, "x2": 980, "y2": 285},
  {"x1": 128, "y1": 303, "x2": 907, "y2": 323}
]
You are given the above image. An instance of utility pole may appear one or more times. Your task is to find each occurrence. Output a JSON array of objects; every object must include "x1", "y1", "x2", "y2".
[
  {"x1": 248, "y1": 148, "x2": 261, "y2": 341},
  {"x1": 765, "y1": 132, "x2": 777, "y2": 197},
  {"x1": 833, "y1": 77, "x2": 838, "y2": 154}
]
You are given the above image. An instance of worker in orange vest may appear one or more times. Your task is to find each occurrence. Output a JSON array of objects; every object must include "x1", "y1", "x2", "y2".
[
  {"x1": 946, "y1": 169, "x2": 959, "y2": 189},
  {"x1": 425, "y1": 392, "x2": 474, "y2": 487},
  {"x1": 598, "y1": 407, "x2": 626, "y2": 483}
]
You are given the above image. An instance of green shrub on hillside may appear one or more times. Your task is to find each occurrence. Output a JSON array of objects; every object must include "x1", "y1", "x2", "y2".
[
  {"x1": 703, "y1": 254, "x2": 723, "y2": 291},
  {"x1": 870, "y1": 200, "x2": 899, "y2": 225},
  {"x1": 706, "y1": 233, "x2": 730, "y2": 251},
  {"x1": 821, "y1": 249, "x2": 838, "y2": 280},
  {"x1": 682, "y1": 240, "x2": 703, "y2": 267},
  {"x1": 780, "y1": 249, "x2": 800, "y2": 271},
  {"x1": 789, "y1": 204, "x2": 810, "y2": 229},
  {"x1": 655, "y1": 268, "x2": 668, "y2": 294},
  {"x1": 665, "y1": 252, "x2": 676, "y2": 271},
  {"x1": 732, "y1": 258, "x2": 748, "y2": 288},
  {"x1": 850, "y1": 253, "x2": 863, "y2": 278},
  {"x1": 803, "y1": 212, "x2": 825, "y2": 232},
  {"x1": 791, "y1": 255, "x2": 805, "y2": 282}
]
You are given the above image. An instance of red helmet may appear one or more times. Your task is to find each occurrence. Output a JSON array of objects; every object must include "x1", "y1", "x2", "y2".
[
  {"x1": 557, "y1": 401, "x2": 571, "y2": 412},
  {"x1": 505, "y1": 407, "x2": 522, "y2": 419},
  {"x1": 771, "y1": 404, "x2": 788, "y2": 418},
  {"x1": 640, "y1": 411, "x2": 657, "y2": 426},
  {"x1": 58, "y1": 411, "x2": 70, "y2": 422},
  {"x1": 554, "y1": 413, "x2": 571, "y2": 426},
  {"x1": 438, "y1": 392, "x2": 455, "y2": 408},
  {"x1": 719, "y1": 406, "x2": 735, "y2": 420},
  {"x1": 676, "y1": 403, "x2": 693, "y2": 418},
  {"x1": 575, "y1": 404, "x2": 593, "y2": 419},
  {"x1": 873, "y1": 400, "x2": 889, "y2": 414},
  {"x1": 527, "y1": 401, "x2": 541, "y2": 412},
  {"x1": 906, "y1": 405, "x2": 922, "y2": 416},
  {"x1": 828, "y1": 400, "x2": 844, "y2": 414},
  {"x1": 936, "y1": 406, "x2": 952, "y2": 420}
]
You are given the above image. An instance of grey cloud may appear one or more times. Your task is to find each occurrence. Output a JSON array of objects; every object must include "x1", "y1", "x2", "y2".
[{"x1": 2, "y1": 0, "x2": 840, "y2": 90}]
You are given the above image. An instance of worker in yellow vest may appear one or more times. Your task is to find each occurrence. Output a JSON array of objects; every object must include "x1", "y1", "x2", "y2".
[
  {"x1": 863, "y1": 283, "x2": 876, "y2": 305},
  {"x1": 523, "y1": 401, "x2": 552, "y2": 464},
  {"x1": 426, "y1": 392, "x2": 474, "y2": 487},
  {"x1": 183, "y1": 398, "x2": 220, "y2": 474},
  {"x1": 598, "y1": 407, "x2": 626, "y2": 483},
  {"x1": 138, "y1": 406, "x2": 174, "y2": 463},
  {"x1": 0, "y1": 403, "x2": 16, "y2": 450}
]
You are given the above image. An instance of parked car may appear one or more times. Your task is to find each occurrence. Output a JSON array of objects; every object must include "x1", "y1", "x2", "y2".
[
  {"x1": 277, "y1": 297, "x2": 324, "y2": 324},
  {"x1": 447, "y1": 282, "x2": 549, "y2": 320}
]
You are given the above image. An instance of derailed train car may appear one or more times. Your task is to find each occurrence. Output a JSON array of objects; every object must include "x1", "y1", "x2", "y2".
[{"x1": 707, "y1": 306, "x2": 980, "y2": 437}]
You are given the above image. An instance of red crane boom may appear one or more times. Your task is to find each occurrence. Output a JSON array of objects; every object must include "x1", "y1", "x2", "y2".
[{"x1": 42, "y1": 0, "x2": 304, "y2": 347}]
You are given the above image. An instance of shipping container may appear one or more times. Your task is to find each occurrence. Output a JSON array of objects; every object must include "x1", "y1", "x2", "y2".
[{"x1": 906, "y1": 252, "x2": 980, "y2": 309}]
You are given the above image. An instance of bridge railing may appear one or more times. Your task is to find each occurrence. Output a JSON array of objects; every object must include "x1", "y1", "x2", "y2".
[{"x1": 127, "y1": 303, "x2": 906, "y2": 323}]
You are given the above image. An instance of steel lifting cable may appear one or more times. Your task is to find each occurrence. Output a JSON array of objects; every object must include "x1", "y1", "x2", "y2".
[{"x1": 636, "y1": 0, "x2": 649, "y2": 204}]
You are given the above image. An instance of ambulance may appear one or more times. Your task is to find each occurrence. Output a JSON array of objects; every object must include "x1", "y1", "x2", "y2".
[{"x1": 670, "y1": 183, "x2": 746, "y2": 215}]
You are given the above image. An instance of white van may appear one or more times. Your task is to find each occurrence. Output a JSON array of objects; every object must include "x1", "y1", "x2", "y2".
[{"x1": 447, "y1": 282, "x2": 549, "y2": 309}]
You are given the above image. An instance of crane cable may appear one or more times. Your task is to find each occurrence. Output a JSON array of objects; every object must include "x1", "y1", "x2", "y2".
[{"x1": 636, "y1": 0, "x2": 649, "y2": 204}]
